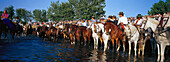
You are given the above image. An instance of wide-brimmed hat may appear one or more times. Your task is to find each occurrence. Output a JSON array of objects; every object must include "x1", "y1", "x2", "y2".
[
  {"x1": 100, "y1": 17, "x2": 105, "y2": 20},
  {"x1": 136, "y1": 14, "x2": 142, "y2": 19},
  {"x1": 119, "y1": 12, "x2": 124, "y2": 15}
]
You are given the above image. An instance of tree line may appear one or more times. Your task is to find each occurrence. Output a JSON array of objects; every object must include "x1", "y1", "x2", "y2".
[
  {"x1": 0, "y1": 0, "x2": 105, "y2": 22},
  {"x1": 148, "y1": 0, "x2": 170, "y2": 15}
]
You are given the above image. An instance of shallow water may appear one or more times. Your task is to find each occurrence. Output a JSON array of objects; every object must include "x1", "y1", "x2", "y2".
[{"x1": 0, "y1": 37, "x2": 170, "y2": 62}]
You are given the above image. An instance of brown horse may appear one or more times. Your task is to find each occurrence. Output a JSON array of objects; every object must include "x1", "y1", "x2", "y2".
[
  {"x1": 104, "y1": 21, "x2": 122, "y2": 51},
  {"x1": 76, "y1": 26, "x2": 92, "y2": 45},
  {"x1": 69, "y1": 25, "x2": 78, "y2": 44},
  {"x1": 63, "y1": 24, "x2": 71, "y2": 39}
]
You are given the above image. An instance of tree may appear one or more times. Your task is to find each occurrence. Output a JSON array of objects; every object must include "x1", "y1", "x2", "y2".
[
  {"x1": 33, "y1": 9, "x2": 42, "y2": 22},
  {"x1": 16, "y1": 8, "x2": 32, "y2": 22},
  {"x1": 148, "y1": 0, "x2": 168, "y2": 15},
  {"x1": 0, "y1": 11, "x2": 3, "y2": 17},
  {"x1": 167, "y1": 0, "x2": 170, "y2": 12},
  {"x1": 47, "y1": 0, "x2": 106, "y2": 21},
  {"x1": 47, "y1": 1, "x2": 61, "y2": 21},
  {"x1": 69, "y1": 0, "x2": 106, "y2": 20},
  {"x1": 33, "y1": 9, "x2": 47, "y2": 22},
  {"x1": 5, "y1": 5, "x2": 15, "y2": 20},
  {"x1": 42, "y1": 9, "x2": 48, "y2": 22}
]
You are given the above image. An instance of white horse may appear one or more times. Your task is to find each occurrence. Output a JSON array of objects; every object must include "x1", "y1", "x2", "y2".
[
  {"x1": 124, "y1": 24, "x2": 140, "y2": 56},
  {"x1": 143, "y1": 17, "x2": 170, "y2": 61},
  {"x1": 87, "y1": 23, "x2": 102, "y2": 49},
  {"x1": 87, "y1": 22, "x2": 110, "y2": 51}
]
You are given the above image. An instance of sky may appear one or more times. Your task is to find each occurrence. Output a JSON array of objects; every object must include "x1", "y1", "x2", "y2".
[{"x1": 0, "y1": 0, "x2": 166, "y2": 17}]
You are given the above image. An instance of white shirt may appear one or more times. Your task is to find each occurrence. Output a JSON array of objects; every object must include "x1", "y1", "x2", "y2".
[
  {"x1": 47, "y1": 25, "x2": 50, "y2": 27},
  {"x1": 118, "y1": 16, "x2": 128, "y2": 25},
  {"x1": 19, "y1": 23, "x2": 23, "y2": 26},
  {"x1": 58, "y1": 25, "x2": 63, "y2": 29},
  {"x1": 53, "y1": 24, "x2": 56, "y2": 27},
  {"x1": 81, "y1": 22, "x2": 87, "y2": 26},
  {"x1": 134, "y1": 19, "x2": 143, "y2": 25},
  {"x1": 28, "y1": 21, "x2": 32, "y2": 25},
  {"x1": 77, "y1": 21, "x2": 82, "y2": 26}
]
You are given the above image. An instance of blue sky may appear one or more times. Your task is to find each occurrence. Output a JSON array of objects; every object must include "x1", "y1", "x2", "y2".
[{"x1": 0, "y1": 0, "x2": 165, "y2": 17}]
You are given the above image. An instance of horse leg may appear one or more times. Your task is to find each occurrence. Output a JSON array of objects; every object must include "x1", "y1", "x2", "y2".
[
  {"x1": 134, "y1": 41, "x2": 137, "y2": 56},
  {"x1": 70, "y1": 34, "x2": 73, "y2": 44},
  {"x1": 93, "y1": 38, "x2": 96, "y2": 49},
  {"x1": 73, "y1": 36, "x2": 75, "y2": 44},
  {"x1": 96, "y1": 37, "x2": 98, "y2": 49},
  {"x1": 160, "y1": 43, "x2": 166, "y2": 62},
  {"x1": 128, "y1": 41, "x2": 131, "y2": 55},
  {"x1": 4, "y1": 31, "x2": 7, "y2": 38},
  {"x1": 142, "y1": 44, "x2": 145, "y2": 56},
  {"x1": 83, "y1": 36, "x2": 87, "y2": 46},
  {"x1": 116, "y1": 38, "x2": 120, "y2": 52},
  {"x1": 88, "y1": 36, "x2": 91, "y2": 45},
  {"x1": 76, "y1": 35, "x2": 80, "y2": 45},
  {"x1": 157, "y1": 44, "x2": 160, "y2": 62},
  {"x1": 11, "y1": 31, "x2": 14, "y2": 39},
  {"x1": 100, "y1": 36, "x2": 103, "y2": 47},
  {"x1": 104, "y1": 39, "x2": 108, "y2": 52},
  {"x1": 122, "y1": 36, "x2": 126, "y2": 52},
  {"x1": 123, "y1": 41, "x2": 126, "y2": 52},
  {"x1": 111, "y1": 39, "x2": 115, "y2": 51}
]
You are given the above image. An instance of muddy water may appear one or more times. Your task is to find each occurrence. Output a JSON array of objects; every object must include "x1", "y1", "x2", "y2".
[{"x1": 0, "y1": 37, "x2": 170, "y2": 62}]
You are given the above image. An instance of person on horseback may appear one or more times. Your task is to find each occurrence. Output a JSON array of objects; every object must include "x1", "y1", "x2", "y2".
[
  {"x1": 91, "y1": 16, "x2": 97, "y2": 24},
  {"x1": 14, "y1": 17, "x2": 19, "y2": 24},
  {"x1": 117, "y1": 12, "x2": 128, "y2": 32},
  {"x1": 1, "y1": 10, "x2": 15, "y2": 29},
  {"x1": 77, "y1": 18, "x2": 82, "y2": 26},
  {"x1": 133, "y1": 14, "x2": 143, "y2": 31},
  {"x1": 112, "y1": 15, "x2": 118, "y2": 25},
  {"x1": 81, "y1": 19, "x2": 87, "y2": 27}
]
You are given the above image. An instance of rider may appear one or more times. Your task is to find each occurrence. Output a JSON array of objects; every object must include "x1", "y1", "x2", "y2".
[
  {"x1": 1, "y1": 10, "x2": 15, "y2": 29},
  {"x1": 117, "y1": 12, "x2": 128, "y2": 32},
  {"x1": 81, "y1": 19, "x2": 87, "y2": 27},
  {"x1": 91, "y1": 16, "x2": 97, "y2": 24},
  {"x1": 14, "y1": 17, "x2": 19, "y2": 24},
  {"x1": 133, "y1": 14, "x2": 143, "y2": 31},
  {"x1": 77, "y1": 18, "x2": 82, "y2": 26},
  {"x1": 112, "y1": 15, "x2": 118, "y2": 25}
]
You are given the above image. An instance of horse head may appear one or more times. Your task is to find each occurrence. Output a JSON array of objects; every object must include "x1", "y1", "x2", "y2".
[{"x1": 104, "y1": 23, "x2": 112, "y2": 35}]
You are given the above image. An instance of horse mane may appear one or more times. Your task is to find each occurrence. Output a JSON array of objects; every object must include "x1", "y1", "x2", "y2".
[{"x1": 105, "y1": 21, "x2": 118, "y2": 28}]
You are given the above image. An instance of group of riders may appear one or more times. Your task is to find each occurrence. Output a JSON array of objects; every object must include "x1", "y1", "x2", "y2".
[{"x1": 1, "y1": 10, "x2": 170, "y2": 61}]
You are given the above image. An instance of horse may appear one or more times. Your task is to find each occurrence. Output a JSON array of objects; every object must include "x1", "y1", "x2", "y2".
[
  {"x1": 26, "y1": 24, "x2": 33, "y2": 36},
  {"x1": 88, "y1": 22, "x2": 109, "y2": 50},
  {"x1": 124, "y1": 24, "x2": 140, "y2": 56},
  {"x1": 63, "y1": 24, "x2": 71, "y2": 39},
  {"x1": 87, "y1": 23, "x2": 101, "y2": 49},
  {"x1": 0, "y1": 19, "x2": 16, "y2": 39},
  {"x1": 69, "y1": 25, "x2": 78, "y2": 44},
  {"x1": 45, "y1": 26, "x2": 57, "y2": 41},
  {"x1": 104, "y1": 21, "x2": 122, "y2": 52},
  {"x1": 76, "y1": 26, "x2": 92, "y2": 46},
  {"x1": 14, "y1": 24, "x2": 24, "y2": 37},
  {"x1": 0, "y1": 20, "x2": 8, "y2": 38},
  {"x1": 143, "y1": 17, "x2": 170, "y2": 61}
]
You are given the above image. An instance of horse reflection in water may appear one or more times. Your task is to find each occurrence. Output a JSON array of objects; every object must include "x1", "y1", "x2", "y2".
[{"x1": 88, "y1": 49, "x2": 107, "y2": 62}]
